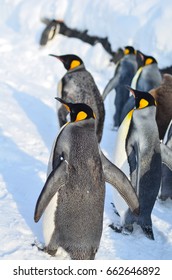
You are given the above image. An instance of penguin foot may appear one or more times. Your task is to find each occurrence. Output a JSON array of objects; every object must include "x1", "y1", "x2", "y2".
[
  {"x1": 32, "y1": 241, "x2": 45, "y2": 252},
  {"x1": 45, "y1": 248, "x2": 57, "y2": 256},
  {"x1": 158, "y1": 194, "x2": 169, "y2": 201},
  {"x1": 122, "y1": 224, "x2": 133, "y2": 235},
  {"x1": 109, "y1": 223, "x2": 122, "y2": 233},
  {"x1": 32, "y1": 242, "x2": 57, "y2": 256},
  {"x1": 141, "y1": 226, "x2": 154, "y2": 240}
]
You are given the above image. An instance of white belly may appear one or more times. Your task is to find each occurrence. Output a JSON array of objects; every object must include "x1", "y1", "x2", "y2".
[
  {"x1": 43, "y1": 137, "x2": 58, "y2": 246},
  {"x1": 163, "y1": 119, "x2": 172, "y2": 144},
  {"x1": 113, "y1": 112, "x2": 131, "y2": 222},
  {"x1": 43, "y1": 123, "x2": 70, "y2": 254},
  {"x1": 42, "y1": 192, "x2": 71, "y2": 259},
  {"x1": 43, "y1": 192, "x2": 58, "y2": 246}
]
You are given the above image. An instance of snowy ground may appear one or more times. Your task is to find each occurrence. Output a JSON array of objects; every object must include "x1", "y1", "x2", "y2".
[{"x1": 0, "y1": 0, "x2": 172, "y2": 261}]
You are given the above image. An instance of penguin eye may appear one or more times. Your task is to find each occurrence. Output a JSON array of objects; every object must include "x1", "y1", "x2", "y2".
[{"x1": 70, "y1": 60, "x2": 81, "y2": 69}]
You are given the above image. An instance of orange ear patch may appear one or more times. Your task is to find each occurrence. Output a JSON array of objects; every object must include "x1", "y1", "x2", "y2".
[
  {"x1": 139, "y1": 99, "x2": 149, "y2": 109},
  {"x1": 75, "y1": 111, "x2": 87, "y2": 122},
  {"x1": 70, "y1": 60, "x2": 81, "y2": 69},
  {"x1": 145, "y1": 58, "x2": 153, "y2": 65},
  {"x1": 124, "y1": 48, "x2": 129, "y2": 55}
]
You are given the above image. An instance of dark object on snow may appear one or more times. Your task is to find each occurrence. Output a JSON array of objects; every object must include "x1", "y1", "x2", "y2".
[
  {"x1": 110, "y1": 48, "x2": 124, "y2": 64},
  {"x1": 40, "y1": 19, "x2": 58, "y2": 46},
  {"x1": 39, "y1": 18, "x2": 114, "y2": 55}
]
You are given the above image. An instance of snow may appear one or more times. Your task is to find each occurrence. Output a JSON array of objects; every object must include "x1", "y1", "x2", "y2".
[{"x1": 0, "y1": 0, "x2": 172, "y2": 262}]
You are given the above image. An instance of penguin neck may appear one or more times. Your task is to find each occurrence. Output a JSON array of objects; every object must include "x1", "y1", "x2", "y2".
[
  {"x1": 142, "y1": 63, "x2": 162, "y2": 83},
  {"x1": 124, "y1": 54, "x2": 136, "y2": 62},
  {"x1": 70, "y1": 118, "x2": 96, "y2": 134},
  {"x1": 144, "y1": 63, "x2": 157, "y2": 70},
  {"x1": 68, "y1": 64, "x2": 85, "y2": 73},
  {"x1": 133, "y1": 105, "x2": 156, "y2": 122}
]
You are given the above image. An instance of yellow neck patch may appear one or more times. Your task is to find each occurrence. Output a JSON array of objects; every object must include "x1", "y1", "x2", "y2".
[
  {"x1": 139, "y1": 99, "x2": 149, "y2": 109},
  {"x1": 70, "y1": 60, "x2": 81, "y2": 69},
  {"x1": 131, "y1": 67, "x2": 143, "y2": 89},
  {"x1": 124, "y1": 48, "x2": 129, "y2": 55},
  {"x1": 126, "y1": 109, "x2": 134, "y2": 121},
  {"x1": 145, "y1": 58, "x2": 153, "y2": 65},
  {"x1": 75, "y1": 111, "x2": 87, "y2": 122}
]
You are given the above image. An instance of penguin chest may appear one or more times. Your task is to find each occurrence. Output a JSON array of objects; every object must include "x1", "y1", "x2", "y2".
[{"x1": 55, "y1": 184, "x2": 105, "y2": 245}]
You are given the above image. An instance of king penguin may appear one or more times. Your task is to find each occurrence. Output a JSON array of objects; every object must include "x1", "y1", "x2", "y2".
[
  {"x1": 34, "y1": 98, "x2": 139, "y2": 260},
  {"x1": 49, "y1": 54, "x2": 105, "y2": 143},
  {"x1": 120, "y1": 51, "x2": 162, "y2": 124},
  {"x1": 113, "y1": 88, "x2": 162, "y2": 240},
  {"x1": 102, "y1": 46, "x2": 138, "y2": 128},
  {"x1": 123, "y1": 88, "x2": 162, "y2": 239}
]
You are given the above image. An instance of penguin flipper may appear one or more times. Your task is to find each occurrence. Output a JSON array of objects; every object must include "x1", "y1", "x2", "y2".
[
  {"x1": 102, "y1": 76, "x2": 118, "y2": 100},
  {"x1": 100, "y1": 150, "x2": 139, "y2": 215},
  {"x1": 34, "y1": 160, "x2": 68, "y2": 222},
  {"x1": 161, "y1": 143, "x2": 172, "y2": 171}
]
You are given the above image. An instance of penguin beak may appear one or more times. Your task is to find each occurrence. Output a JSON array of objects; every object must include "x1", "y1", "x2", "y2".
[
  {"x1": 125, "y1": 85, "x2": 135, "y2": 97},
  {"x1": 55, "y1": 97, "x2": 71, "y2": 112},
  {"x1": 49, "y1": 54, "x2": 64, "y2": 62},
  {"x1": 137, "y1": 50, "x2": 144, "y2": 61}
]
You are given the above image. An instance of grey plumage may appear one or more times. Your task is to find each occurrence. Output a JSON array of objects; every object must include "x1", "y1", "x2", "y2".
[
  {"x1": 120, "y1": 53, "x2": 162, "y2": 125},
  {"x1": 100, "y1": 151, "x2": 139, "y2": 216},
  {"x1": 123, "y1": 90, "x2": 161, "y2": 240},
  {"x1": 102, "y1": 47, "x2": 137, "y2": 128},
  {"x1": 35, "y1": 117, "x2": 104, "y2": 259},
  {"x1": 135, "y1": 64, "x2": 162, "y2": 91},
  {"x1": 34, "y1": 100, "x2": 139, "y2": 259},
  {"x1": 51, "y1": 54, "x2": 105, "y2": 143}
]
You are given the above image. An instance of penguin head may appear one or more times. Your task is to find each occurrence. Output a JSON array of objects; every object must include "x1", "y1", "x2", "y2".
[
  {"x1": 127, "y1": 87, "x2": 156, "y2": 109},
  {"x1": 123, "y1": 46, "x2": 136, "y2": 55},
  {"x1": 137, "y1": 51, "x2": 157, "y2": 66},
  {"x1": 55, "y1": 97, "x2": 95, "y2": 122},
  {"x1": 49, "y1": 54, "x2": 84, "y2": 71}
]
